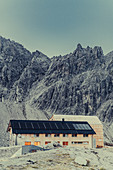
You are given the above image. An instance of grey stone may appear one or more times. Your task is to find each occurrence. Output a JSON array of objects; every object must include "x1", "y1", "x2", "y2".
[
  {"x1": 43, "y1": 141, "x2": 62, "y2": 150},
  {"x1": 75, "y1": 156, "x2": 88, "y2": 166}
]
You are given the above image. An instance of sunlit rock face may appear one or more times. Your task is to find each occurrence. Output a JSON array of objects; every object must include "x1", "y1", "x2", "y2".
[
  {"x1": 0, "y1": 36, "x2": 32, "y2": 101},
  {"x1": 0, "y1": 36, "x2": 113, "y2": 146}
]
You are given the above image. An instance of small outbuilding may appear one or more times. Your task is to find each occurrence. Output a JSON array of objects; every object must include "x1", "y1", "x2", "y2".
[{"x1": 7, "y1": 119, "x2": 96, "y2": 148}]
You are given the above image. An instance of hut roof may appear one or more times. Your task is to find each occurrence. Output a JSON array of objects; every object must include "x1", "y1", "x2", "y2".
[{"x1": 7, "y1": 119, "x2": 96, "y2": 135}]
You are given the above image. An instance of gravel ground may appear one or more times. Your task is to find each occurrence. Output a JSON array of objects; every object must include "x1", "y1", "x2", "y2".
[{"x1": 0, "y1": 146, "x2": 113, "y2": 170}]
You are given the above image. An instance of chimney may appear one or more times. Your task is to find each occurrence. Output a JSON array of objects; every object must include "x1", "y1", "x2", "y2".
[{"x1": 62, "y1": 118, "x2": 64, "y2": 122}]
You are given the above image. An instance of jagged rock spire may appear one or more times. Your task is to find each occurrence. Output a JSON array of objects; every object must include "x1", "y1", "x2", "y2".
[{"x1": 76, "y1": 43, "x2": 82, "y2": 50}]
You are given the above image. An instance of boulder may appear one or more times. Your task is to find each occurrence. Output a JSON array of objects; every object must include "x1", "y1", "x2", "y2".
[
  {"x1": 53, "y1": 141, "x2": 62, "y2": 147},
  {"x1": 43, "y1": 142, "x2": 62, "y2": 150},
  {"x1": 75, "y1": 156, "x2": 88, "y2": 166}
]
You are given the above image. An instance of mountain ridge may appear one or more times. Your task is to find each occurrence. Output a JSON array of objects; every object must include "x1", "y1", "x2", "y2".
[{"x1": 0, "y1": 36, "x2": 113, "y2": 146}]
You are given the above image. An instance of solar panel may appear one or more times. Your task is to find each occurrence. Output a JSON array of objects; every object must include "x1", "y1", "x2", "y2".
[
  {"x1": 66, "y1": 123, "x2": 70, "y2": 129},
  {"x1": 55, "y1": 122, "x2": 68, "y2": 130},
  {"x1": 12, "y1": 121, "x2": 20, "y2": 129},
  {"x1": 62, "y1": 123, "x2": 69, "y2": 129},
  {"x1": 68, "y1": 123, "x2": 75, "y2": 130},
  {"x1": 73, "y1": 124, "x2": 80, "y2": 130},
  {"x1": 84, "y1": 124, "x2": 91, "y2": 130},
  {"x1": 31, "y1": 122, "x2": 34, "y2": 129},
  {"x1": 77, "y1": 124, "x2": 84, "y2": 129},
  {"x1": 38, "y1": 122, "x2": 45, "y2": 129},
  {"x1": 36, "y1": 122, "x2": 41, "y2": 129},
  {"x1": 72, "y1": 124, "x2": 78, "y2": 129},
  {"x1": 82, "y1": 124, "x2": 88, "y2": 130},
  {"x1": 44, "y1": 122, "x2": 52, "y2": 129},
  {"x1": 26, "y1": 122, "x2": 33, "y2": 130},
  {"x1": 49, "y1": 122, "x2": 57, "y2": 129},
  {"x1": 18, "y1": 122, "x2": 21, "y2": 129},
  {"x1": 79, "y1": 124, "x2": 84, "y2": 129},
  {"x1": 57, "y1": 122, "x2": 64, "y2": 129},
  {"x1": 43, "y1": 123, "x2": 46, "y2": 129},
  {"x1": 55, "y1": 123, "x2": 58, "y2": 129},
  {"x1": 81, "y1": 124, "x2": 88, "y2": 130},
  {"x1": 10, "y1": 120, "x2": 95, "y2": 135},
  {"x1": 48, "y1": 122, "x2": 52, "y2": 129},
  {"x1": 73, "y1": 123, "x2": 92, "y2": 130},
  {"x1": 20, "y1": 122, "x2": 26, "y2": 129},
  {"x1": 30, "y1": 122, "x2": 39, "y2": 130},
  {"x1": 25, "y1": 122, "x2": 28, "y2": 129}
]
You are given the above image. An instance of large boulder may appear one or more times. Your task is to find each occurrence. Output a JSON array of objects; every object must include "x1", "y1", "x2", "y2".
[{"x1": 74, "y1": 156, "x2": 89, "y2": 166}]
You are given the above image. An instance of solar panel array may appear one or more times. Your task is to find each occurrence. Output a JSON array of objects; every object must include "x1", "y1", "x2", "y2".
[
  {"x1": 73, "y1": 123, "x2": 91, "y2": 130},
  {"x1": 11, "y1": 120, "x2": 92, "y2": 131}
]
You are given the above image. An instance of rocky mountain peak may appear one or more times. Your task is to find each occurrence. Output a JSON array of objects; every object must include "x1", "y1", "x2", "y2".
[
  {"x1": 76, "y1": 43, "x2": 83, "y2": 50},
  {"x1": 72, "y1": 44, "x2": 103, "y2": 60},
  {"x1": 32, "y1": 50, "x2": 51, "y2": 63},
  {"x1": 93, "y1": 46, "x2": 103, "y2": 58},
  {"x1": 46, "y1": 45, "x2": 105, "y2": 86}
]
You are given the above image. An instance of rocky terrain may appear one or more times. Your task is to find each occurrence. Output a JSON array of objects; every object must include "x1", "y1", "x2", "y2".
[
  {"x1": 0, "y1": 145, "x2": 113, "y2": 169},
  {"x1": 0, "y1": 36, "x2": 113, "y2": 146}
]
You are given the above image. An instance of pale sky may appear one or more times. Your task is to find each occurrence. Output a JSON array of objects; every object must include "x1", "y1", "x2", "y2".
[{"x1": 0, "y1": 0, "x2": 113, "y2": 57}]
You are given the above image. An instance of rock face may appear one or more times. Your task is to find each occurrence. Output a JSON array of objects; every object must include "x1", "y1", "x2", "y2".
[
  {"x1": 32, "y1": 45, "x2": 105, "y2": 116},
  {"x1": 29, "y1": 43, "x2": 113, "y2": 127},
  {"x1": 0, "y1": 36, "x2": 32, "y2": 101},
  {"x1": 1, "y1": 36, "x2": 113, "y2": 146},
  {"x1": 9, "y1": 50, "x2": 51, "y2": 102}
]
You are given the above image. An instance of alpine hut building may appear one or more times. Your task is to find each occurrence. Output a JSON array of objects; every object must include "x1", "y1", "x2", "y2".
[{"x1": 7, "y1": 119, "x2": 96, "y2": 148}]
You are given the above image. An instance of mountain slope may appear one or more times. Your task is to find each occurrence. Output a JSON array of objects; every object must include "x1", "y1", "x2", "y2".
[{"x1": 0, "y1": 36, "x2": 32, "y2": 101}]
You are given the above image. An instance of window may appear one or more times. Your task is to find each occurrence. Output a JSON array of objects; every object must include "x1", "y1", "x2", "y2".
[
  {"x1": 78, "y1": 142, "x2": 83, "y2": 144},
  {"x1": 71, "y1": 141, "x2": 77, "y2": 144},
  {"x1": 25, "y1": 141, "x2": 31, "y2": 145},
  {"x1": 63, "y1": 134, "x2": 68, "y2": 137},
  {"x1": 72, "y1": 134, "x2": 77, "y2": 137},
  {"x1": 45, "y1": 134, "x2": 51, "y2": 137},
  {"x1": 83, "y1": 141, "x2": 89, "y2": 144},
  {"x1": 45, "y1": 141, "x2": 51, "y2": 145},
  {"x1": 34, "y1": 141, "x2": 40, "y2": 146},
  {"x1": 63, "y1": 141, "x2": 68, "y2": 146},
  {"x1": 54, "y1": 134, "x2": 60, "y2": 137},
  {"x1": 83, "y1": 134, "x2": 88, "y2": 137},
  {"x1": 71, "y1": 141, "x2": 83, "y2": 144}
]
